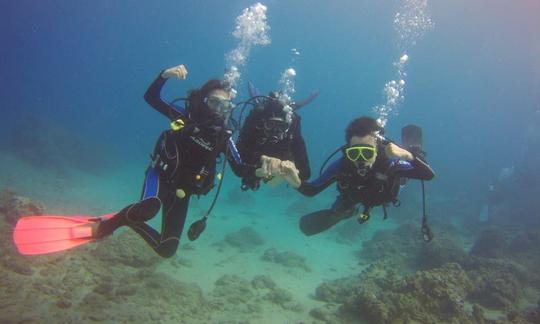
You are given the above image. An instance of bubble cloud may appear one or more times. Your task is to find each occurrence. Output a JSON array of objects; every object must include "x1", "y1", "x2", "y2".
[
  {"x1": 224, "y1": 3, "x2": 271, "y2": 97},
  {"x1": 374, "y1": 0, "x2": 434, "y2": 127}
]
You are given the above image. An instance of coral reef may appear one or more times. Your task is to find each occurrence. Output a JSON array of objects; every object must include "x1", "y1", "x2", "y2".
[
  {"x1": 314, "y1": 262, "x2": 476, "y2": 324},
  {"x1": 0, "y1": 191, "x2": 308, "y2": 323},
  {"x1": 465, "y1": 258, "x2": 529, "y2": 309},
  {"x1": 359, "y1": 222, "x2": 469, "y2": 271},
  {"x1": 261, "y1": 248, "x2": 312, "y2": 272},
  {"x1": 210, "y1": 274, "x2": 304, "y2": 318}
]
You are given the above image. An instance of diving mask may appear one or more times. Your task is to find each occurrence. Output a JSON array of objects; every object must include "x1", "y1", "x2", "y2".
[
  {"x1": 263, "y1": 117, "x2": 289, "y2": 133},
  {"x1": 204, "y1": 96, "x2": 234, "y2": 116},
  {"x1": 257, "y1": 117, "x2": 290, "y2": 144},
  {"x1": 344, "y1": 144, "x2": 377, "y2": 163}
]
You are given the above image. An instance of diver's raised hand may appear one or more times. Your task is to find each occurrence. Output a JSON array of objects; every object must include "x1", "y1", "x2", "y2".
[
  {"x1": 385, "y1": 143, "x2": 413, "y2": 161},
  {"x1": 280, "y1": 160, "x2": 301, "y2": 188},
  {"x1": 161, "y1": 64, "x2": 188, "y2": 79}
]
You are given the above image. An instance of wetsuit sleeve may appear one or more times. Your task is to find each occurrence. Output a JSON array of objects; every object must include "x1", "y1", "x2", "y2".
[
  {"x1": 227, "y1": 138, "x2": 259, "y2": 177},
  {"x1": 392, "y1": 156, "x2": 435, "y2": 180},
  {"x1": 297, "y1": 158, "x2": 342, "y2": 197},
  {"x1": 143, "y1": 72, "x2": 186, "y2": 121},
  {"x1": 291, "y1": 118, "x2": 311, "y2": 180},
  {"x1": 228, "y1": 111, "x2": 261, "y2": 178}
]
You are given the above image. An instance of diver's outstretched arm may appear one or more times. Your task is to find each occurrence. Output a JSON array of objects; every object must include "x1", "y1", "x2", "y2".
[
  {"x1": 291, "y1": 118, "x2": 311, "y2": 180},
  {"x1": 295, "y1": 158, "x2": 342, "y2": 196}
]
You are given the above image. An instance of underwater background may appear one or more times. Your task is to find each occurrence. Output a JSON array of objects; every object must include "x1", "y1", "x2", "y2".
[{"x1": 1, "y1": 0, "x2": 539, "y2": 323}]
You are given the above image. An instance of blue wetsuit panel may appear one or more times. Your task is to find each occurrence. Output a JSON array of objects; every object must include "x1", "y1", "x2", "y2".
[
  {"x1": 307, "y1": 158, "x2": 344, "y2": 187},
  {"x1": 227, "y1": 138, "x2": 243, "y2": 165},
  {"x1": 142, "y1": 167, "x2": 160, "y2": 199}
]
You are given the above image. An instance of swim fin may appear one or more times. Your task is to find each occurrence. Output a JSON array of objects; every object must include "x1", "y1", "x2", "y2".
[
  {"x1": 13, "y1": 214, "x2": 114, "y2": 255},
  {"x1": 299, "y1": 209, "x2": 341, "y2": 236},
  {"x1": 292, "y1": 90, "x2": 320, "y2": 110},
  {"x1": 401, "y1": 124, "x2": 424, "y2": 157}
]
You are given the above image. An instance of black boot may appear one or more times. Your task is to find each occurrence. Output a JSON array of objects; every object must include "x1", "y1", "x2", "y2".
[{"x1": 96, "y1": 198, "x2": 161, "y2": 238}]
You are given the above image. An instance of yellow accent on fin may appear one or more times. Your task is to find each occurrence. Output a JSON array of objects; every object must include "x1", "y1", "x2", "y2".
[{"x1": 195, "y1": 175, "x2": 202, "y2": 180}]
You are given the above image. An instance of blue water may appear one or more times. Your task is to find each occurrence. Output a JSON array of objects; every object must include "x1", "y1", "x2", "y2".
[{"x1": 1, "y1": 0, "x2": 540, "y2": 322}]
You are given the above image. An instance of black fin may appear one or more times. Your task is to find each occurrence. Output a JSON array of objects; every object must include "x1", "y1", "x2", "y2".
[{"x1": 299, "y1": 209, "x2": 341, "y2": 236}]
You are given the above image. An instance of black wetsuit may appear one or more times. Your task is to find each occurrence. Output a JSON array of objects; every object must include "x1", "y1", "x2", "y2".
[
  {"x1": 97, "y1": 73, "x2": 243, "y2": 258},
  {"x1": 297, "y1": 151, "x2": 435, "y2": 235},
  {"x1": 230, "y1": 106, "x2": 311, "y2": 190}
]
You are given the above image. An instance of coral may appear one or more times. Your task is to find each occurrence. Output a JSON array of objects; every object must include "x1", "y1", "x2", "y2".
[
  {"x1": 359, "y1": 222, "x2": 468, "y2": 271},
  {"x1": 91, "y1": 230, "x2": 161, "y2": 268},
  {"x1": 1, "y1": 192, "x2": 310, "y2": 323},
  {"x1": 0, "y1": 189, "x2": 44, "y2": 226},
  {"x1": 465, "y1": 258, "x2": 528, "y2": 310},
  {"x1": 346, "y1": 263, "x2": 474, "y2": 323},
  {"x1": 359, "y1": 223, "x2": 422, "y2": 269},
  {"x1": 261, "y1": 248, "x2": 311, "y2": 272},
  {"x1": 415, "y1": 234, "x2": 468, "y2": 270},
  {"x1": 209, "y1": 273, "x2": 303, "y2": 318},
  {"x1": 315, "y1": 277, "x2": 358, "y2": 304},
  {"x1": 218, "y1": 226, "x2": 265, "y2": 252},
  {"x1": 313, "y1": 262, "x2": 476, "y2": 324}
]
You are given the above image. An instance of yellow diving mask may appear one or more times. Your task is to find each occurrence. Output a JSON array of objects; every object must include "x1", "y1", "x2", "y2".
[{"x1": 344, "y1": 144, "x2": 377, "y2": 163}]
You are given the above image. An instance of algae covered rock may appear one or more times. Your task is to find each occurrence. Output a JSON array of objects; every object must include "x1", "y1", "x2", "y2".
[
  {"x1": 219, "y1": 226, "x2": 265, "y2": 252},
  {"x1": 360, "y1": 222, "x2": 470, "y2": 273},
  {"x1": 314, "y1": 262, "x2": 476, "y2": 324},
  {"x1": 359, "y1": 223, "x2": 423, "y2": 269},
  {"x1": 466, "y1": 258, "x2": 528, "y2": 310},
  {"x1": 348, "y1": 263, "x2": 474, "y2": 323},
  {"x1": 210, "y1": 273, "x2": 304, "y2": 318},
  {"x1": 261, "y1": 248, "x2": 311, "y2": 272},
  {"x1": 416, "y1": 235, "x2": 468, "y2": 270},
  {"x1": 0, "y1": 189, "x2": 44, "y2": 225},
  {"x1": 91, "y1": 229, "x2": 161, "y2": 268}
]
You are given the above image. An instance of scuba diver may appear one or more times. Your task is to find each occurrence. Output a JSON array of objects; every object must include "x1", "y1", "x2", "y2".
[
  {"x1": 261, "y1": 116, "x2": 435, "y2": 239},
  {"x1": 230, "y1": 84, "x2": 317, "y2": 191},
  {"x1": 13, "y1": 64, "x2": 247, "y2": 257}
]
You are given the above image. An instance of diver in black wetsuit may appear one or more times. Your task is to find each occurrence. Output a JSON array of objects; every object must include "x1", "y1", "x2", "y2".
[
  {"x1": 230, "y1": 91, "x2": 312, "y2": 191},
  {"x1": 96, "y1": 64, "x2": 244, "y2": 258},
  {"x1": 262, "y1": 116, "x2": 435, "y2": 236}
]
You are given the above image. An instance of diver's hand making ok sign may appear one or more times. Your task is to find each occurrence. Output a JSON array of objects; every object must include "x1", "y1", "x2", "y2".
[
  {"x1": 256, "y1": 155, "x2": 282, "y2": 178},
  {"x1": 279, "y1": 160, "x2": 301, "y2": 189},
  {"x1": 161, "y1": 64, "x2": 188, "y2": 79},
  {"x1": 257, "y1": 156, "x2": 301, "y2": 189}
]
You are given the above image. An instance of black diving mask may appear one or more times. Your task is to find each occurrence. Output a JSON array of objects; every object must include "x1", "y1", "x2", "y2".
[{"x1": 257, "y1": 117, "x2": 289, "y2": 144}]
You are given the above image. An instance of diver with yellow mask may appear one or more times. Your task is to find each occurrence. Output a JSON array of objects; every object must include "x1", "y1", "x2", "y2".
[{"x1": 263, "y1": 116, "x2": 435, "y2": 239}]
